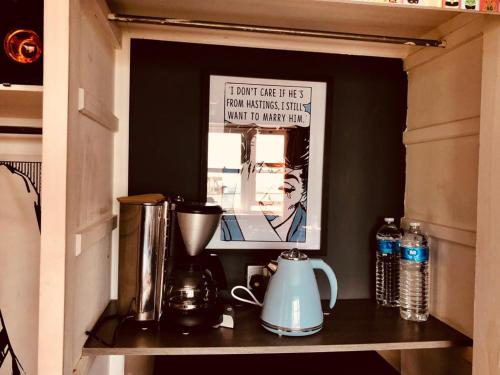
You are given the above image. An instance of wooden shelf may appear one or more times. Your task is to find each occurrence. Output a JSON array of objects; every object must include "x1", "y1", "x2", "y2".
[
  {"x1": 0, "y1": 84, "x2": 42, "y2": 92},
  {"x1": 83, "y1": 299, "x2": 471, "y2": 356},
  {"x1": 0, "y1": 85, "x2": 43, "y2": 127},
  {"x1": 106, "y1": 0, "x2": 497, "y2": 39}
]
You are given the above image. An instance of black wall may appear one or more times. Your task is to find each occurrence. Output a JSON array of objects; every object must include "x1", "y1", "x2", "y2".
[{"x1": 129, "y1": 39, "x2": 406, "y2": 299}]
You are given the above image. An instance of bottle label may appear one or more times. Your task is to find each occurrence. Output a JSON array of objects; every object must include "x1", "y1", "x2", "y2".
[
  {"x1": 401, "y1": 246, "x2": 429, "y2": 262},
  {"x1": 377, "y1": 239, "x2": 400, "y2": 255}
]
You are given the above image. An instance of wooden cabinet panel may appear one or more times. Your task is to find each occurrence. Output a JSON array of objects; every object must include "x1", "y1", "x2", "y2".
[
  {"x1": 0, "y1": 86, "x2": 43, "y2": 124},
  {"x1": 403, "y1": 22, "x2": 482, "y2": 374},
  {"x1": 430, "y1": 240, "x2": 475, "y2": 337},
  {"x1": 474, "y1": 19, "x2": 500, "y2": 375},
  {"x1": 63, "y1": 0, "x2": 118, "y2": 372},
  {"x1": 405, "y1": 136, "x2": 479, "y2": 232},
  {"x1": 78, "y1": 1, "x2": 116, "y2": 116},
  {"x1": 70, "y1": 116, "x2": 114, "y2": 228},
  {"x1": 407, "y1": 37, "x2": 482, "y2": 130},
  {"x1": 402, "y1": 348, "x2": 472, "y2": 375}
]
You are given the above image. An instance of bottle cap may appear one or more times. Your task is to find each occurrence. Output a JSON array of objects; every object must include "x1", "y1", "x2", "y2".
[{"x1": 384, "y1": 218, "x2": 395, "y2": 224}]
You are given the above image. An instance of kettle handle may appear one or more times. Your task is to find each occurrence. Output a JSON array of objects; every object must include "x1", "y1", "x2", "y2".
[{"x1": 310, "y1": 259, "x2": 338, "y2": 309}]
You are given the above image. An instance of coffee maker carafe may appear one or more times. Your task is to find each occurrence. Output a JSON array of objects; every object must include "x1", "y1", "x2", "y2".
[{"x1": 161, "y1": 202, "x2": 225, "y2": 331}]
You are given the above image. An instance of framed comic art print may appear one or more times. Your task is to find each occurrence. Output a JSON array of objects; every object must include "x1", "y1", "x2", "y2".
[{"x1": 206, "y1": 75, "x2": 327, "y2": 251}]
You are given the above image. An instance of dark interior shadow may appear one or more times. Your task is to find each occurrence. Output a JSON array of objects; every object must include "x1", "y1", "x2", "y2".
[{"x1": 154, "y1": 352, "x2": 400, "y2": 375}]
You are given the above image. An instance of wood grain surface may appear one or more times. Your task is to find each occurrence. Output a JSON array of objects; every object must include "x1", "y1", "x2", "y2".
[{"x1": 83, "y1": 299, "x2": 471, "y2": 356}]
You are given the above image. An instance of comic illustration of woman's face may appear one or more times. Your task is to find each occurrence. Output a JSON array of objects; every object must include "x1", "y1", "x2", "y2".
[{"x1": 282, "y1": 168, "x2": 305, "y2": 208}]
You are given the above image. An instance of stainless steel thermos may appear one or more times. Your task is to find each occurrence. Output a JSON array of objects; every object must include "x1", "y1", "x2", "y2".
[{"x1": 116, "y1": 194, "x2": 170, "y2": 321}]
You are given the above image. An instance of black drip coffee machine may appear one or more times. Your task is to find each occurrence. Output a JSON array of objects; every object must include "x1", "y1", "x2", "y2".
[{"x1": 161, "y1": 201, "x2": 226, "y2": 331}]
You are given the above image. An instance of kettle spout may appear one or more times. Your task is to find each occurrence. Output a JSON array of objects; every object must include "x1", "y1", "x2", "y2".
[{"x1": 266, "y1": 260, "x2": 278, "y2": 274}]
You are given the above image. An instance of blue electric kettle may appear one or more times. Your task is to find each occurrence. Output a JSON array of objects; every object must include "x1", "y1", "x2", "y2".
[{"x1": 260, "y1": 249, "x2": 338, "y2": 336}]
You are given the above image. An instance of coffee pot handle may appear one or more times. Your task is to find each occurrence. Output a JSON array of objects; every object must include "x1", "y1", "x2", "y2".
[{"x1": 310, "y1": 259, "x2": 338, "y2": 309}]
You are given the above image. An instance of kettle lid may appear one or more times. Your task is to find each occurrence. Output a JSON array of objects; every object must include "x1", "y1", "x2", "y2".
[{"x1": 280, "y1": 248, "x2": 308, "y2": 261}]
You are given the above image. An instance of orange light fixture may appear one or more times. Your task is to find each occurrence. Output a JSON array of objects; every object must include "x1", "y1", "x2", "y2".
[{"x1": 3, "y1": 29, "x2": 42, "y2": 64}]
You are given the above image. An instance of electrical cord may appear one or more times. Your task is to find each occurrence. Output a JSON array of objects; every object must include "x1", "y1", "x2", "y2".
[
  {"x1": 231, "y1": 285, "x2": 263, "y2": 307},
  {"x1": 85, "y1": 314, "x2": 134, "y2": 347},
  {"x1": 85, "y1": 299, "x2": 136, "y2": 347}
]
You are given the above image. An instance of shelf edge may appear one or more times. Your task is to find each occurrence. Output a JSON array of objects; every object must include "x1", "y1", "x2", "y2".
[
  {"x1": 82, "y1": 340, "x2": 471, "y2": 356},
  {"x1": 0, "y1": 84, "x2": 43, "y2": 93}
]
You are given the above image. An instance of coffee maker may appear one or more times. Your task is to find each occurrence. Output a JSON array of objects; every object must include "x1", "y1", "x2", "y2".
[
  {"x1": 161, "y1": 202, "x2": 225, "y2": 331},
  {"x1": 116, "y1": 194, "x2": 225, "y2": 330}
]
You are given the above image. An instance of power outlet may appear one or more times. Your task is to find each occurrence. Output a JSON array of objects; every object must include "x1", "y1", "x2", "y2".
[{"x1": 246, "y1": 265, "x2": 269, "y2": 290}]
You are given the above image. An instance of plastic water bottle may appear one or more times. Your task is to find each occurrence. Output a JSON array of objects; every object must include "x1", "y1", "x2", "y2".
[
  {"x1": 399, "y1": 222, "x2": 429, "y2": 321},
  {"x1": 375, "y1": 218, "x2": 402, "y2": 307}
]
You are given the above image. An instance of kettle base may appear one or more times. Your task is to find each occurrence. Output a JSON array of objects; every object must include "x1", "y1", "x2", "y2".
[{"x1": 261, "y1": 320, "x2": 322, "y2": 337}]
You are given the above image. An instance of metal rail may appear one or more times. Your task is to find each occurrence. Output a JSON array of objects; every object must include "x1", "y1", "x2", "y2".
[{"x1": 108, "y1": 13, "x2": 446, "y2": 48}]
